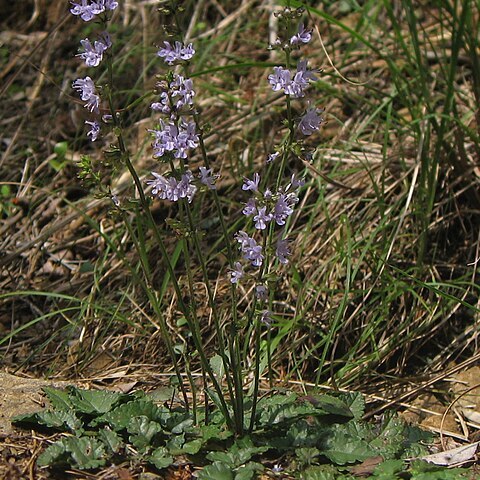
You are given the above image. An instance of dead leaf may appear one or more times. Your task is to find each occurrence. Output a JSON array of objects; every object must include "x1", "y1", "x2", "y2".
[
  {"x1": 349, "y1": 455, "x2": 383, "y2": 476},
  {"x1": 420, "y1": 441, "x2": 479, "y2": 466}
]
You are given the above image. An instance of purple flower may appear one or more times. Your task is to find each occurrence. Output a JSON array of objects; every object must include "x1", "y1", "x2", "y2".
[
  {"x1": 85, "y1": 120, "x2": 100, "y2": 141},
  {"x1": 152, "y1": 75, "x2": 196, "y2": 116},
  {"x1": 146, "y1": 170, "x2": 197, "y2": 203},
  {"x1": 268, "y1": 66, "x2": 291, "y2": 92},
  {"x1": 290, "y1": 173, "x2": 305, "y2": 189},
  {"x1": 150, "y1": 119, "x2": 199, "y2": 159},
  {"x1": 70, "y1": 0, "x2": 117, "y2": 21},
  {"x1": 242, "y1": 198, "x2": 257, "y2": 216},
  {"x1": 235, "y1": 231, "x2": 264, "y2": 267},
  {"x1": 230, "y1": 262, "x2": 244, "y2": 284},
  {"x1": 290, "y1": 24, "x2": 312, "y2": 45},
  {"x1": 72, "y1": 76, "x2": 100, "y2": 113},
  {"x1": 261, "y1": 310, "x2": 273, "y2": 327},
  {"x1": 272, "y1": 194, "x2": 294, "y2": 226},
  {"x1": 253, "y1": 206, "x2": 272, "y2": 230},
  {"x1": 268, "y1": 60, "x2": 317, "y2": 98},
  {"x1": 298, "y1": 107, "x2": 324, "y2": 135},
  {"x1": 255, "y1": 285, "x2": 268, "y2": 301},
  {"x1": 267, "y1": 152, "x2": 280, "y2": 163},
  {"x1": 276, "y1": 237, "x2": 291, "y2": 264},
  {"x1": 157, "y1": 41, "x2": 195, "y2": 65},
  {"x1": 242, "y1": 173, "x2": 260, "y2": 192},
  {"x1": 78, "y1": 32, "x2": 112, "y2": 67},
  {"x1": 198, "y1": 166, "x2": 217, "y2": 190},
  {"x1": 170, "y1": 75, "x2": 195, "y2": 109}
]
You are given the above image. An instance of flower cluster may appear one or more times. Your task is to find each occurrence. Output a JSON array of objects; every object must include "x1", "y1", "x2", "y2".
[
  {"x1": 290, "y1": 23, "x2": 312, "y2": 45},
  {"x1": 268, "y1": 18, "x2": 324, "y2": 137},
  {"x1": 146, "y1": 171, "x2": 197, "y2": 203},
  {"x1": 77, "y1": 32, "x2": 112, "y2": 67},
  {"x1": 229, "y1": 172, "x2": 303, "y2": 284},
  {"x1": 150, "y1": 119, "x2": 199, "y2": 159},
  {"x1": 151, "y1": 75, "x2": 195, "y2": 117},
  {"x1": 268, "y1": 60, "x2": 317, "y2": 98},
  {"x1": 70, "y1": 0, "x2": 118, "y2": 22},
  {"x1": 235, "y1": 231, "x2": 264, "y2": 267},
  {"x1": 148, "y1": 41, "x2": 218, "y2": 202},
  {"x1": 157, "y1": 41, "x2": 195, "y2": 65},
  {"x1": 73, "y1": 76, "x2": 100, "y2": 113},
  {"x1": 71, "y1": 3, "x2": 116, "y2": 142},
  {"x1": 241, "y1": 173, "x2": 303, "y2": 231}
]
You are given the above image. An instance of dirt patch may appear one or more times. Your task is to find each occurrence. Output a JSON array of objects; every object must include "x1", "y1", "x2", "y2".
[{"x1": 0, "y1": 372, "x2": 70, "y2": 436}]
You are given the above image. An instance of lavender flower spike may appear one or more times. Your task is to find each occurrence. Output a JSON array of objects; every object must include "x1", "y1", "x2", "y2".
[
  {"x1": 235, "y1": 231, "x2": 264, "y2": 267},
  {"x1": 70, "y1": 0, "x2": 118, "y2": 21}
]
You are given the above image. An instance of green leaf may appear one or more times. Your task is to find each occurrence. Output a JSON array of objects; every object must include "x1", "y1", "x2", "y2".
[
  {"x1": 91, "y1": 399, "x2": 163, "y2": 430},
  {"x1": 371, "y1": 459, "x2": 404, "y2": 478},
  {"x1": 40, "y1": 436, "x2": 106, "y2": 469},
  {"x1": 68, "y1": 387, "x2": 123, "y2": 414},
  {"x1": 54, "y1": 141, "x2": 68, "y2": 158},
  {"x1": 300, "y1": 465, "x2": 355, "y2": 480},
  {"x1": 207, "y1": 437, "x2": 269, "y2": 468},
  {"x1": 198, "y1": 423, "x2": 233, "y2": 442},
  {"x1": 64, "y1": 436, "x2": 106, "y2": 469},
  {"x1": 296, "y1": 447, "x2": 321, "y2": 466},
  {"x1": 98, "y1": 427, "x2": 123, "y2": 454},
  {"x1": 234, "y1": 461, "x2": 263, "y2": 480},
  {"x1": 127, "y1": 416, "x2": 162, "y2": 452},
  {"x1": 337, "y1": 392, "x2": 365, "y2": 420},
  {"x1": 321, "y1": 430, "x2": 375, "y2": 465},
  {"x1": 148, "y1": 447, "x2": 174, "y2": 470},
  {"x1": 311, "y1": 395, "x2": 354, "y2": 419},
  {"x1": 409, "y1": 461, "x2": 468, "y2": 479},
  {"x1": 37, "y1": 440, "x2": 69, "y2": 467},
  {"x1": 182, "y1": 438, "x2": 203, "y2": 455},
  {"x1": 197, "y1": 461, "x2": 234, "y2": 480},
  {"x1": 210, "y1": 354, "x2": 226, "y2": 381},
  {"x1": 13, "y1": 409, "x2": 82, "y2": 433},
  {"x1": 42, "y1": 386, "x2": 75, "y2": 411}
]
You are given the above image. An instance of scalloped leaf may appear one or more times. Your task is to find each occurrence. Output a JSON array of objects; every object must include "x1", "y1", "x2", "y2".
[
  {"x1": 67, "y1": 386, "x2": 123, "y2": 414},
  {"x1": 197, "y1": 461, "x2": 234, "y2": 480},
  {"x1": 12, "y1": 409, "x2": 82, "y2": 433},
  {"x1": 148, "y1": 446, "x2": 174, "y2": 470},
  {"x1": 127, "y1": 415, "x2": 162, "y2": 452},
  {"x1": 91, "y1": 399, "x2": 163, "y2": 430}
]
